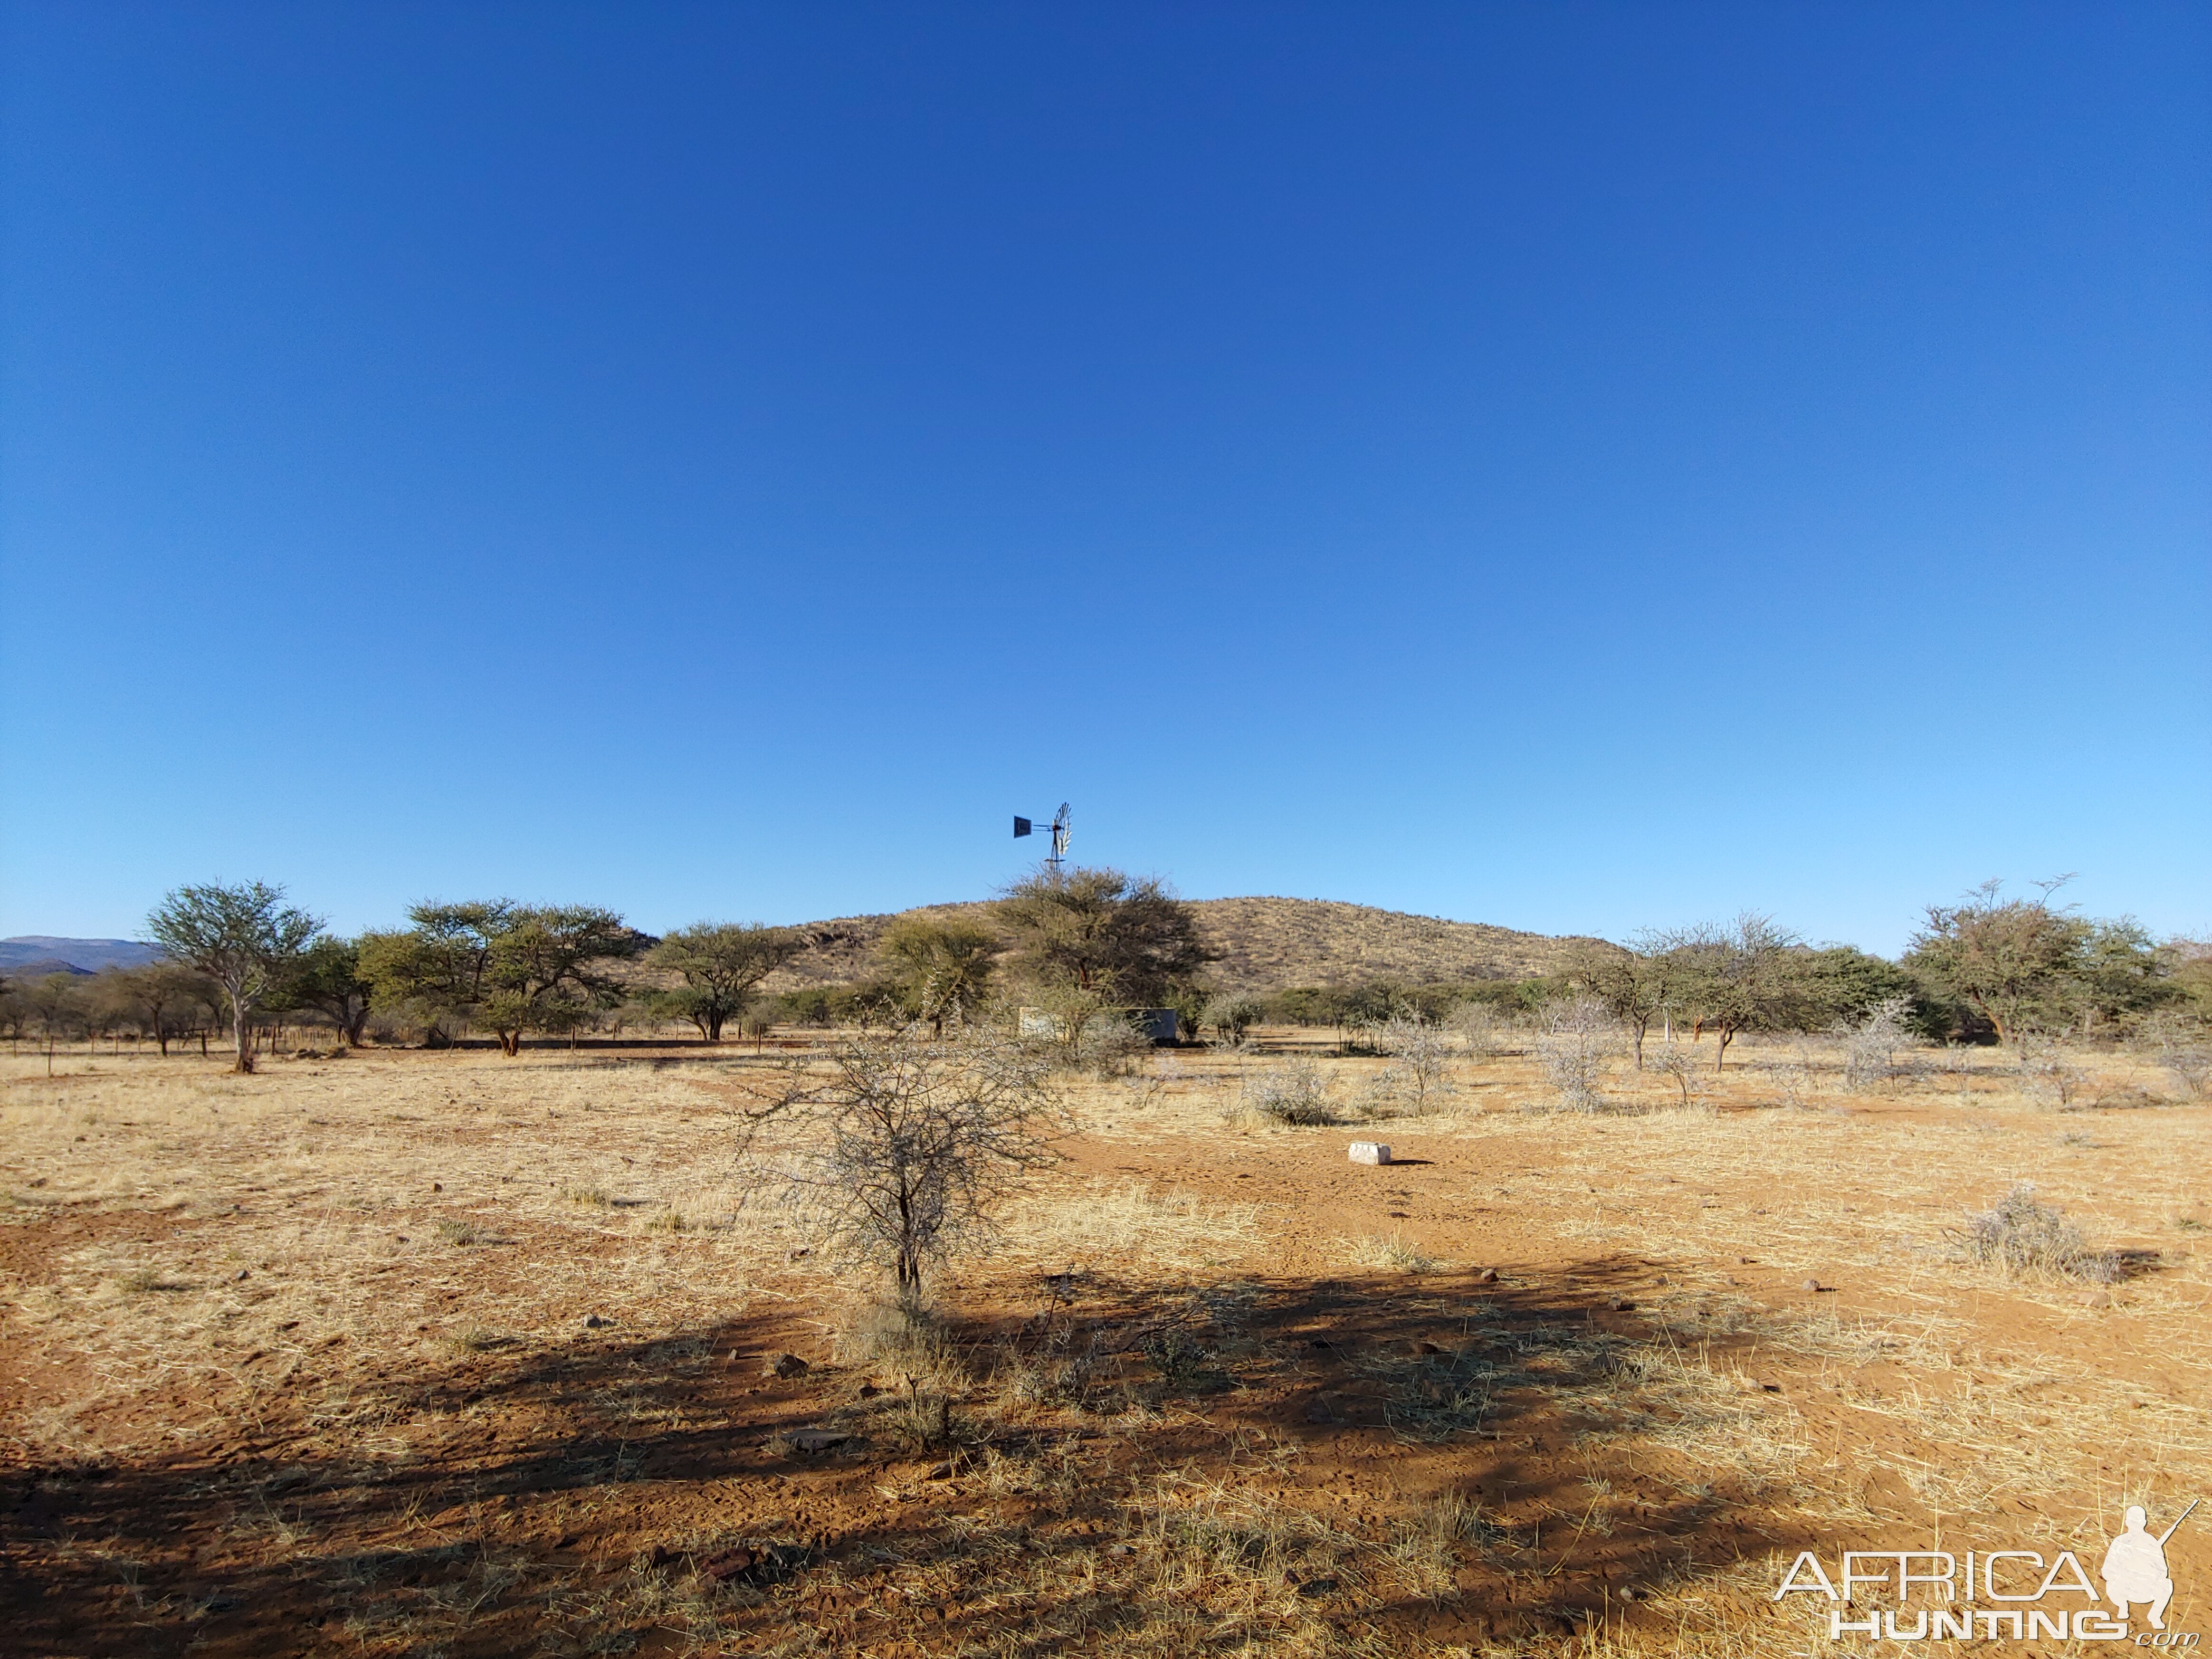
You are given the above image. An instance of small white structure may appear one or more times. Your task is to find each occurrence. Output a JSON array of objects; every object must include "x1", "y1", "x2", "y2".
[
  {"x1": 1017, "y1": 1006, "x2": 1066, "y2": 1041},
  {"x1": 1347, "y1": 1142, "x2": 1392, "y2": 1165}
]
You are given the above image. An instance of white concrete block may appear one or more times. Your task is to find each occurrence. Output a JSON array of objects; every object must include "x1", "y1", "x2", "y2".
[{"x1": 1347, "y1": 1142, "x2": 1392, "y2": 1165}]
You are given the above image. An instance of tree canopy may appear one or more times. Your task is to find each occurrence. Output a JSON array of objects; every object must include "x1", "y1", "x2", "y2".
[
  {"x1": 995, "y1": 866, "x2": 1213, "y2": 1009},
  {"x1": 145, "y1": 880, "x2": 322, "y2": 1072},
  {"x1": 877, "y1": 914, "x2": 1001, "y2": 1036},
  {"x1": 645, "y1": 922, "x2": 803, "y2": 1041}
]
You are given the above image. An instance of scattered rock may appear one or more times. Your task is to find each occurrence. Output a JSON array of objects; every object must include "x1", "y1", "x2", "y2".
[
  {"x1": 1107, "y1": 1542, "x2": 1134, "y2": 1557},
  {"x1": 925, "y1": 1459, "x2": 955, "y2": 1480},
  {"x1": 1477, "y1": 1268, "x2": 1499, "y2": 1284},
  {"x1": 1802, "y1": 1278, "x2": 1823, "y2": 1293},
  {"x1": 1618, "y1": 1587, "x2": 1638, "y2": 1602},
  {"x1": 2079, "y1": 1290, "x2": 2112, "y2": 1309},
  {"x1": 1347, "y1": 1142, "x2": 1392, "y2": 1165},
  {"x1": 786, "y1": 1247, "x2": 810, "y2": 1262},
  {"x1": 1294, "y1": 1576, "x2": 1340, "y2": 1599},
  {"x1": 1409, "y1": 1339, "x2": 1444, "y2": 1355},
  {"x1": 764, "y1": 1352, "x2": 810, "y2": 1378},
  {"x1": 1607, "y1": 1297, "x2": 1635, "y2": 1312},
  {"x1": 774, "y1": 1426, "x2": 850, "y2": 1455},
  {"x1": 584, "y1": 1315, "x2": 609, "y2": 1329},
  {"x1": 233, "y1": 1269, "x2": 249, "y2": 1282},
  {"x1": 432, "y1": 1182, "x2": 442, "y2": 1192}
]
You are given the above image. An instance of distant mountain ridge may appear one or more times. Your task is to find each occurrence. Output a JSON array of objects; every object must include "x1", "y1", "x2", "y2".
[
  {"x1": 1, "y1": 937, "x2": 165, "y2": 975},
  {"x1": 761, "y1": 895, "x2": 1606, "y2": 994}
]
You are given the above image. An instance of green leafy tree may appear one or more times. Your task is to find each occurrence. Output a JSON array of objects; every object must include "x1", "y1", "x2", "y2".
[
  {"x1": 477, "y1": 906, "x2": 644, "y2": 1056},
  {"x1": 877, "y1": 915, "x2": 1001, "y2": 1037},
  {"x1": 1786, "y1": 945, "x2": 1944, "y2": 1037},
  {"x1": 276, "y1": 936, "x2": 374, "y2": 1047},
  {"x1": 1649, "y1": 913, "x2": 1810, "y2": 1072},
  {"x1": 645, "y1": 923, "x2": 804, "y2": 1041},
  {"x1": 997, "y1": 866, "x2": 1214, "y2": 1009},
  {"x1": 2073, "y1": 920, "x2": 2180, "y2": 1036},
  {"x1": 145, "y1": 881, "x2": 322, "y2": 1073},
  {"x1": 358, "y1": 901, "x2": 514, "y2": 1046},
  {"x1": 1905, "y1": 880, "x2": 2094, "y2": 1054}
]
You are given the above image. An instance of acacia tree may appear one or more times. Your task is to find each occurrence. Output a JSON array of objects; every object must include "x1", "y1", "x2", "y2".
[
  {"x1": 98, "y1": 963, "x2": 205, "y2": 1056},
  {"x1": 145, "y1": 881, "x2": 321, "y2": 1073},
  {"x1": 1570, "y1": 940, "x2": 1674, "y2": 1069},
  {"x1": 358, "y1": 901, "x2": 514, "y2": 1046},
  {"x1": 877, "y1": 915, "x2": 1000, "y2": 1037},
  {"x1": 477, "y1": 906, "x2": 643, "y2": 1056},
  {"x1": 738, "y1": 1030, "x2": 1065, "y2": 1297},
  {"x1": 22, "y1": 973, "x2": 85, "y2": 1077},
  {"x1": 997, "y1": 865, "x2": 1213, "y2": 1024},
  {"x1": 276, "y1": 936, "x2": 374, "y2": 1047},
  {"x1": 1649, "y1": 912, "x2": 1808, "y2": 1072},
  {"x1": 1905, "y1": 880, "x2": 2092, "y2": 1054},
  {"x1": 646, "y1": 922, "x2": 803, "y2": 1041}
]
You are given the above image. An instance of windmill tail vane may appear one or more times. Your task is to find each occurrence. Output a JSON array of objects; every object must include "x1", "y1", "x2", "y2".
[{"x1": 1012, "y1": 803, "x2": 1072, "y2": 870}]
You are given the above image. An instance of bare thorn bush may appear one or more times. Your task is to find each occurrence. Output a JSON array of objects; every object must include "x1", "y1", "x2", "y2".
[
  {"x1": 2138, "y1": 1011, "x2": 2211, "y2": 1100},
  {"x1": 1241, "y1": 1059, "x2": 1338, "y2": 1125},
  {"x1": 1448, "y1": 1002, "x2": 1513, "y2": 1060},
  {"x1": 1646, "y1": 1041, "x2": 1711, "y2": 1110},
  {"x1": 1841, "y1": 998, "x2": 1922, "y2": 1090},
  {"x1": 738, "y1": 1029, "x2": 1066, "y2": 1297},
  {"x1": 1535, "y1": 995, "x2": 1620, "y2": 1113},
  {"x1": 2019, "y1": 1038, "x2": 2089, "y2": 1110},
  {"x1": 1961, "y1": 1182, "x2": 2118, "y2": 1283},
  {"x1": 1374, "y1": 1015, "x2": 1454, "y2": 1116}
]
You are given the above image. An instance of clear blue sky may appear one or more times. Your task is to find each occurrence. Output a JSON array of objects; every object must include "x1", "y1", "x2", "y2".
[{"x1": 2, "y1": 3, "x2": 2206, "y2": 957}]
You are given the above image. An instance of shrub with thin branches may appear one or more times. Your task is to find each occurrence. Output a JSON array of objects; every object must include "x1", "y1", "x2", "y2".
[
  {"x1": 1242, "y1": 1059, "x2": 1338, "y2": 1125},
  {"x1": 1646, "y1": 1041, "x2": 1709, "y2": 1109},
  {"x1": 738, "y1": 1029, "x2": 1067, "y2": 1297},
  {"x1": 1448, "y1": 1002, "x2": 1512, "y2": 1060},
  {"x1": 1962, "y1": 1182, "x2": 2117, "y2": 1283},
  {"x1": 1375, "y1": 1015, "x2": 1455, "y2": 1116},
  {"x1": 1841, "y1": 997, "x2": 1921, "y2": 1090},
  {"x1": 1535, "y1": 995, "x2": 1619, "y2": 1113},
  {"x1": 2019, "y1": 1038, "x2": 2088, "y2": 1109},
  {"x1": 2137, "y1": 1011, "x2": 2211, "y2": 1100}
]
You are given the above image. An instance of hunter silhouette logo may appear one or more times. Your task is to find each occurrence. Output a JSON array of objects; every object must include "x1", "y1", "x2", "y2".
[
  {"x1": 1772, "y1": 1497, "x2": 2199, "y2": 1644},
  {"x1": 2106, "y1": 1501, "x2": 2194, "y2": 1632}
]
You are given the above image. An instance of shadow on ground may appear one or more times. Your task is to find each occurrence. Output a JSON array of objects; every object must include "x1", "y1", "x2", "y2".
[{"x1": 3, "y1": 1256, "x2": 1832, "y2": 1657}]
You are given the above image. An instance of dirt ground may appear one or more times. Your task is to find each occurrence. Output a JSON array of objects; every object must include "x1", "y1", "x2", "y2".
[{"x1": 1, "y1": 1030, "x2": 2205, "y2": 1657}]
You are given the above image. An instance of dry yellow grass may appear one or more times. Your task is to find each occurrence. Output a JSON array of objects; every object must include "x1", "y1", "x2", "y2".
[{"x1": 0, "y1": 1030, "x2": 2204, "y2": 1656}]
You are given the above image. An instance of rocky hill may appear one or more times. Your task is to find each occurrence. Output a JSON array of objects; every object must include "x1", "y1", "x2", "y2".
[{"x1": 763, "y1": 896, "x2": 1604, "y2": 994}]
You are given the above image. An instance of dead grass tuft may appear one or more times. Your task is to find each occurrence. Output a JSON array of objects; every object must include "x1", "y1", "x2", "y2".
[{"x1": 1348, "y1": 1230, "x2": 1438, "y2": 1273}]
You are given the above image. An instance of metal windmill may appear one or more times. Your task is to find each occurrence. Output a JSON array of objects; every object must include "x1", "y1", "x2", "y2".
[{"x1": 1012, "y1": 802, "x2": 1071, "y2": 872}]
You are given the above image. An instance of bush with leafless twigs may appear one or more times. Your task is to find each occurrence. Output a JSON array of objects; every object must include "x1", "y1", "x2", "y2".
[{"x1": 735, "y1": 1028, "x2": 1068, "y2": 1298}]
